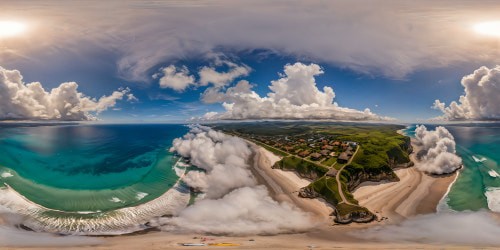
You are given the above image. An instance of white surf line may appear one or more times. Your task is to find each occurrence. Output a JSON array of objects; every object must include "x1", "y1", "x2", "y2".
[
  {"x1": 1, "y1": 162, "x2": 191, "y2": 235},
  {"x1": 2, "y1": 157, "x2": 189, "y2": 218},
  {"x1": 436, "y1": 170, "x2": 460, "y2": 213},
  {"x1": 3, "y1": 183, "x2": 61, "y2": 213}
]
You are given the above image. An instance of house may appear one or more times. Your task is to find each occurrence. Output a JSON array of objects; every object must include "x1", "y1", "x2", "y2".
[
  {"x1": 346, "y1": 150, "x2": 354, "y2": 156},
  {"x1": 329, "y1": 152, "x2": 337, "y2": 157},
  {"x1": 320, "y1": 150, "x2": 330, "y2": 156},
  {"x1": 326, "y1": 168, "x2": 338, "y2": 177},
  {"x1": 322, "y1": 145, "x2": 334, "y2": 150},
  {"x1": 310, "y1": 153, "x2": 322, "y2": 161},
  {"x1": 332, "y1": 141, "x2": 341, "y2": 146},
  {"x1": 337, "y1": 152, "x2": 350, "y2": 163},
  {"x1": 299, "y1": 150, "x2": 311, "y2": 158}
]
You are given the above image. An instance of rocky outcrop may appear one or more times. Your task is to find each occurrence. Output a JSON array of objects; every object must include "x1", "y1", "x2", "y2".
[
  {"x1": 293, "y1": 170, "x2": 321, "y2": 180},
  {"x1": 332, "y1": 208, "x2": 376, "y2": 224},
  {"x1": 344, "y1": 170, "x2": 399, "y2": 191},
  {"x1": 272, "y1": 162, "x2": 323, "y2": 180},
  {"x1": 298, "y1": 186, "x2": 319, "y2": 199},
  {"x1": 389, "y1": 158, "x2": 414, "y2": 169},
  {"x1": 401, "y1": 136, "x2": 413, "y2": 154}
]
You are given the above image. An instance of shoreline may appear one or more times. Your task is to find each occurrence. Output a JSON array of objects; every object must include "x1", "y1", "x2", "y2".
[
  {"x1": 96, "y1": 138, "x2": 470, "y2": 250},
  {"x1": 0, "y1": 158, "x2": 190, "y2": 235},
  {"x1": 248, "y1": 132, "x2": 457, "y2": 225},
  {"x1": 248, "y1": 143, "x2": 334, "y2": 221},
  {"x1": 0, "y1": 131, "x2": 469, "y2": 249}
]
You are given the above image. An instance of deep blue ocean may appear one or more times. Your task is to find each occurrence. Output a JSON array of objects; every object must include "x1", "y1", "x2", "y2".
[
  {"x1": 403, "y1": 123, "x2": 500, "y2": 212},
  {"x1": 0, "y1": 124, "x2": 188, "y2": 212}
]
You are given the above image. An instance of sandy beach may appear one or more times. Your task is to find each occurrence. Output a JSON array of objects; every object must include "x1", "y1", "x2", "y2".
[
  {"x1": 352, "y1": 138, "x2": 457, "y2": 224},
  {"x1": 248, "y1": 145, "x2": 334, "y2": 221},
  {"x1": 1, "y1": 138, "x2": 468, "y2": 249}
]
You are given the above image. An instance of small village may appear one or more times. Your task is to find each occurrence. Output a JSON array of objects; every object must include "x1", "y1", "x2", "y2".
[{"x1": 248, "y1": 133, "x2": 358, "y2": 167}]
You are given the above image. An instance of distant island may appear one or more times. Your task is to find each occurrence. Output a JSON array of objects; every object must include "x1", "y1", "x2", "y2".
[{"x1": 213, "y1": 122, "x2": 414, "y2": 224}]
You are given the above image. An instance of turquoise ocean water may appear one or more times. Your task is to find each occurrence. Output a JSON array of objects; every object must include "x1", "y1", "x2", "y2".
[
  {"x1": 0, "y1": 124, "x2": 188, "y2": 213},
  {"x1": 403, "y1": 123, "x2": 500, "y2": 212}
]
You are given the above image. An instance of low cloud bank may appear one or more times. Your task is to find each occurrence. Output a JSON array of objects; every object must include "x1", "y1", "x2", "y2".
[
  {"x1": 159, "y1": 186, "x2": 313, "y2": 235},
  {"x1": 0, "y1": 212, "x2": 102, "y2": 247},
  {"x1": 166, "y1": 125, "x2": 314, "y2": 235},
  {"x1": 356, "y1": 211, "x2": 500, "y2": 246},
  {"x1": 433, "y1": 65, "x2": 500, "y2": 121},
  {"x1": 0, "y1": 66, "x2": 136, "y2": 121},
  {"x1": 200, "y1": 62, "x2": 392, "y2": 121},
  {"x1": 414, "y1": 125, "x2": 462, "y2": 174}
]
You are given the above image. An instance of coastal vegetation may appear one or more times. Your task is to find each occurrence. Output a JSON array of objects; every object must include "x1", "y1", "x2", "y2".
[
  {"x1": 273, "y1": 156, "x2": 328, "y2": 179},
  {"x1": 214, "y1": 122, "x2": 413, "y2": 224}
]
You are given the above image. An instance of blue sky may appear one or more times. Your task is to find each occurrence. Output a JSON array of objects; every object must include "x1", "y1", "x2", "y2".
[
  {"x1": 0, "y1": 1, "x2": 499, "y2": 123},
  {"x1": 6, "y1": 49, "x2": 489, "y2": 123}
]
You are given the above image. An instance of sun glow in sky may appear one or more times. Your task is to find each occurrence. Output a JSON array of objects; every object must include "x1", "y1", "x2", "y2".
[
  {"x1": 474, "y1": 21, "x2": 500, "y2": 37},
  {"x1": 0, "y1": 21, "x2": 27, "y2": 38}
]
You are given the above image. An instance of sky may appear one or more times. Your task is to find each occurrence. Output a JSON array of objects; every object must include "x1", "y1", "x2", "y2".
[{"x1": 0, "y1": 0, "x2": 499, "y2": 123}]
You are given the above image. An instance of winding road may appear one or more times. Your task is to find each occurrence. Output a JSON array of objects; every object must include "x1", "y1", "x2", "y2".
[
  {"x1": 335, "y1": 146, "x2": 360, "y2": 205},
  {"x1": 229, "y1": 131, "x2": 360, "y2": 205}
]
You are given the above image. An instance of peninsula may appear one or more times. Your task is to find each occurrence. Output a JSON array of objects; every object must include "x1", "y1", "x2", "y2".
[{"x1": 214, "y1": 122, "x2": 414, "y2": 224}]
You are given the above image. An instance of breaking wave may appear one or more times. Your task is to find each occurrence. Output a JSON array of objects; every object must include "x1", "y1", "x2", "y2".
[
  {"x1": 1, "y1": 171, "x2": 13, "y2": 178},
  {"x1": 485, "y1": 187, "x2": 500, "y2": 213},
  {"x1": 472, "y1": 155, "x2": 487, "y2": 163},
  {"x1": 0, "y1": 160, "x2": 191, "y2": 235},
  {"x1": 488, "y1": 170, "x2": 499, "y2": 178},
  {"x1": 136, "y1": 192, "x2": 149, "y2": 200}
]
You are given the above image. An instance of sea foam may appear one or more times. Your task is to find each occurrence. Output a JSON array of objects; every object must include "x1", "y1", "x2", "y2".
[
  {"x1": 1, "y1": 172, "x2": 13, "y2": 178},
  {"x1": 0, "y1": 167, "x2": 190, "y2": 235},
  {"x1": 488, "y1": 170, "x2": 500, "y2": 178},
  {"x1": 485, "y1": 187, "x2": 500, "y2": 213},
  {"x1": 135, "y1": 192, "x2": 148, "y2": 200},
  {"x1": 109, "y1": 197, "x2": 123, "y2": 203},
  {"x1": 473, "y1": 155, "x2": 487, "y2": 163}
]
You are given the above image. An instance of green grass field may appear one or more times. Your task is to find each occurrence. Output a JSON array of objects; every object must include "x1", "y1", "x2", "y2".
[
  {"x1": 274, "y1": 156, "x2": 328, "y2": 178},
  {"x1": 322, "y1": 157, "x2": 337, "y2": 166},
  {"x1": 307, "y1": 176, "x2": 342, "y2": 205}
]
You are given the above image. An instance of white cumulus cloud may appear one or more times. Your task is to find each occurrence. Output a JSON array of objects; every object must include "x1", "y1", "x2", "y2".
[
  {"x1": 199, "y1": 60, "x2": 251, "y2": 88},
  {"x1": 170, "y1": 126, "x2": 255, "y2": 198},
  {"x1": 0, "y1": 66, "x2": 135, "y2": 121},
  {"x1": 166, "y1": 125, "x2": 314, "y2": 235},
  {"x1": 414, "y1": 125, "x2": 462, "y2": 174},
  {"x1": 156, "y1": 65, "x2": 196, "y2": 92},
  {"x1": 200, "y1": 63, "x2": 392, "y2": 121},
  {"x1": 433, "y1": 65, "x2": 500, "y2": 121},
  {"x1": 156, "y1": 57, "x2": 249, "y2": 92}
]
